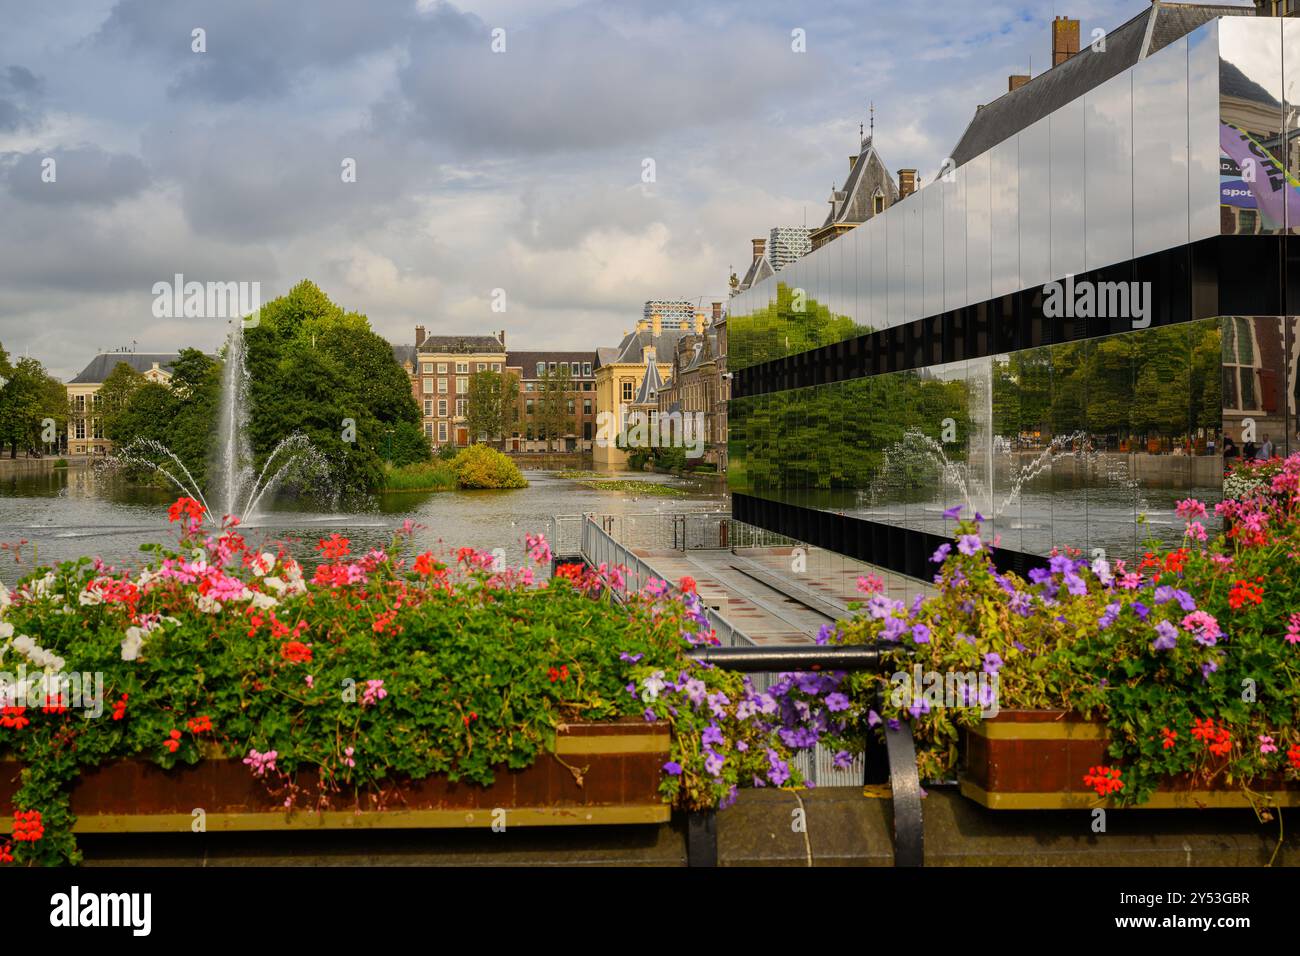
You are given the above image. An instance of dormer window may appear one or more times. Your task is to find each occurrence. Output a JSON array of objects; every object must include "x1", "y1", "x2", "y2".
[{"x1": 873, "y1": 190, "x2": 885, "y2": 215}]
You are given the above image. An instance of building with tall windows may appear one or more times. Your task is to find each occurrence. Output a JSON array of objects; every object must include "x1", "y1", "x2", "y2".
[
  {"x1": 506, "y1": 351, "x2": 597, "y2": 452},
  {"x1": 398, "y1": 328, "x2": 507, "y2": 450},
  {"x1": 727, "y1": 7, "x2": 1299, "y2": 596},
  {"x1": 66, "y1": 352, "x2": 181, "y2": 456}
]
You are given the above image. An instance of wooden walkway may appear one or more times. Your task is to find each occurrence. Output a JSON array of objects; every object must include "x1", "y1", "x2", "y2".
[{"x1": 626, "y1": 547, "x2": 927, "y2": 646}]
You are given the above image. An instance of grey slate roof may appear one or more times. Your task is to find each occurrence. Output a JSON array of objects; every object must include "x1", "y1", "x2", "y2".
[
  {"x1": 68, "y1": 353, "x2": 182, "y2": 384},
  {"x1": 601, "y1": 327, "x2": 692, "y2": 367},
  {"x1": 821, "y1": 135, "x2": 899, "y2": 229},
  {"x1": 737, "y1": 255, "x2": 774, "y2": 293},
  {"x1": 416, "y1": 334, "x2": 504, "y2": 354},
  {"x1": 632, "y1": 349, "x2": 665, "y2": 407},
  {"x1": 949, "y1": 3, "x2": 1252, "y2": 169},
  {"x1": 506, "y1": 351, "x2": 597, "y2": 379}
]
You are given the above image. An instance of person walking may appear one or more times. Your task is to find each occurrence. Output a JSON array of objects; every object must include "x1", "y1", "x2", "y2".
[{"x1": 1259, "y1": 435, "x2": 1275, "y2": 461}]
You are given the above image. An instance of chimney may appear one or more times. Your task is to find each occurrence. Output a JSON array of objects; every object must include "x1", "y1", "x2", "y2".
[
  {"x1": 1008, "y1": 74, "x2": 1030, "y2": 92},
  {"x1": 1052, "y1": 16, "x2": 1080, "y2": 67},
  {"x1": 752, "y1": 238, "x2": 766, "y2": 263},
  {"x1": 652, "y1": 312, "x2": 662, "y2": 337},
  {"x1": 711, "y1": 301, "x2": 722, "y2": 324},
  {"x1": 636, "y1": 319, "x2": 648, "y2": 332},
  {"x1": 415, "y1": 325, "x2": 426, "y2": 347},
  {"x1": 897, "y1": 169, "x2": 918, "y2": 199},
  {"x1": 695, "y1": 312, "x2": 706, "y2": 335}
]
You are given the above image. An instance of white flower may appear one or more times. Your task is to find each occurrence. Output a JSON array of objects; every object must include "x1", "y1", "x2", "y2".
[
  {"x1": 249, "y1": 590, "x2": 278, "y2": 610},
  {"x1": 0, "y1": 580, "x2": 10, "y2": 613},
  {"x1": 640, "y1": 670, "x2": 666, "y2": 704},
  {"x1": 121, "y1": 626, "x2": 145, "y2": 661},
  {"x1": 79, "y1": 585, "x2": 104, "y2": 606},
  {"x1": 13, "y1": 635, "x2": 34, "y2": 655},
  {"x1": 251, "y1": 552, "x2": 276, "y2": 577},
  {"x1": 263, "y1": 576, "x2": 287, "y2": 595},
  {"x1": 195, "y1": 595, "x2": 222, "y2": 614},
  {"x1": 0, "y1": 621, "x2": 13, "y2": 639}
]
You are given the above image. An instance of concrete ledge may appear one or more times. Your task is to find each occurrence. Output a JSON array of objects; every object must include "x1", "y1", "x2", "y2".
[{"x1": 73, "y1": 787, "x2": 1300, "y2": 866}]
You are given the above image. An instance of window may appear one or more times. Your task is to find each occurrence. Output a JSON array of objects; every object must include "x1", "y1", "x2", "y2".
[
  {"x1": 422, "y1": 379, "x2": 434, "y2": 394},
  {"x1": 583, "y1": 382, "x2": 592, "y2": 391},
  {"x1": 74, "y1": 395, "x2": 86, "y2": 412},
  {"x1": 873, "y1": 191, "x2": 884, "y2": 215},
  {"x1": 438, "y1": 377, "x2": 448, "y2": 393},
  {"x1": 422, "y1": 362, "x2": 434, "y2": 374},
  {"x1": 1238, "y1": 209, "x2": 1259, "y2": 235},
  {"x1": 423, "y1": 400, "x2": 433, "y2": 416},
  {"x1": 622, "y1": 380, "x2": 634, "y2": 402},
  {"x1": 583, "y1": 399, "x2": 592, "y2": 415},
  {"x1": 456, "y1": 362, "x2": 468, "y2": 373},
  {"x1": 438, "y1": 399, "x2": 448, "y2": 417},
  {"x1": 536, "y1": 362, "x2": 546, "y2": 377},
  {"x1": 526, "y1": 399, "x2": 534, "y2": 415},
  {"x1": 456, "y1": 377, "x2": 468, "y2": 394},
  {"x1": 567, "y1": 399, "x2": 575, "y2": 414},
  {"x1": 526, "y1": 428, "x2": 533, "y2": 441},
  {"x1": 492, "y1": 363, "x2": 501, "y2": 372},
  {"x1": 560, "y1": 362, "x2": 569, "y2": 375},
  {"x1": 583, "y1": 362, "x2": 592, "y2": 377},
  {"x1": 92, "y1": 418, "x2": 103, "y2": 439},
  {"x1": 456, "y1": 399, "x2": 467, "y2": 417},
  {"x1": 424, "y1": 422, "x2": 433, "y2": 438},
  {"x1": 477, "y1": 363, "x2": 486, "y2": 372},
  {"x1": 437, "y1": 363, "x2": 448, "y2": 373},
  {"x1": 438, "y1": 422, "x2": 448, "y2": 442},
  {"x1": 583, "y1": 422, "x2": 592, "y2": 441},
  {"x1": 548, "y1": 362, "x2": 557, "y2": 373},
  {"x1": 1223, "y1": 317, "x2": 1262, "y2": 412},
  {"x1": 524, "y1": 382, "x2": 535, "y2": 392}
]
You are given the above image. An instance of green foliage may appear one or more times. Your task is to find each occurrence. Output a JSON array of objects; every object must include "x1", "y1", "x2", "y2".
[
  {"x1": 465, "y1": 370, "x2": 517, "y2": 446},
  {"x1": 111, "y1": 350, "x2": 219, "y2": 487},
  {"x1": 729, "y1": 281, "x2": 868, "y2": 371},
  {"x1": 381, "y1": 461, "x2": 458, "y2": 492},
  {"x1": 0, "y1": 347, "x2": 66, "y2": 457},
  {"x1": 242, "y1": 280, "x2": 427, "y2": 498},
  {"x1": 0, "y1": 523, "x2": 804, "y2": 865},
  {"x1": 94, "y1": 363, "x2": 146, "y2": 440},
  {"x1": 534, "y1": 367, "x2": 574, "y2": 451},
  {"x1": 452, "y1": 444, "x2": 527, "y2": 489}
]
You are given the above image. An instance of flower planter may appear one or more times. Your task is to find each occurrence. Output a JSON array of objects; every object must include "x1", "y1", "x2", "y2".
[
  {"x1": 0, "y1": 721, "x2": 670, "y2": 833},
  {"x1": 960, "y1": 710, "x2": 1299, "y2": 810}
]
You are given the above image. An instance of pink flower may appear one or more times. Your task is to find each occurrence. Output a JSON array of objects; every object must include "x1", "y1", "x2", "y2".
[
  {"x1": 856, "y1": 575, "x2": 884, "y2": 595},
  {"x1": 1259, "y1": 735, "x2": 1278, "y2": 755},
  {"x1": 525, "y1": 532, "x2": 552, "y2": 565},
  {"x1": 1175, "y1": 498, "x2": 1207, "y2": 520},
  {"x1": 361, "y1": 679, "x2": 387, "y2": 708},
  {"x1": 1286, "y1": 613, "x2": 1300, "y2": 646},
  {"x1": 1118, "y1": 572, "x2": 1142, "y2": 590},
  {"x1": 1185, "y1": 521, "x2": 1208, "y2": 542},
  {"x1": 343, "y1": 746, "x2": 356, "y2": 768},
  {"x1": 1181, "y1": 610, "x2": 1222, "y2": 646},
  {"x1": 242, "y1": 748, "x2": 278, "y2": 778}
]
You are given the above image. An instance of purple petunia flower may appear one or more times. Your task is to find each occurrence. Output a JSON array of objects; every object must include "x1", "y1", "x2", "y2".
[
  {"x1": 867, "y1": 709, "x2": 882, "y2": 727},
  {"x1": 702, "y1": 724, "x2": 725, "y2": 747},
  {"x1": 943, "y1": 505, "x2": 963, "y2": 519},
  {"x1": 1152, "y1": 620, "x2": 1178, "y2": 651},
  {"x1": 832, "y1": 750, "x2": 854, "y2": 769},
  {"x1": 957, "y1": 534, "x2": 982, "y2": 557},
  {"x1": 983, "y1": 652, "x2": 1003, "y2": 676},
  {"x1": 663, "y1": 761, "x2": 682, "y2": 775},
  {"x1": 1201, "y1": 660, "x2": 1218, "y2": 680},
  {"x1": 1028, "y1": 567, "x2": 1053, "y2": 586},
  {"x1": 619, "y1": 652, "x2": 644, "y2": 663},
  {"x1": 1132, "y1": 601, "x2": 1150, "y2": 621},
  {"x1": 912, "y1": 623, "x2": 931, "y2": 644},
  {"x1": 825, "y1": 692, "x2": 851, "y2": 712},
  {"x1": 932, "y1": 543, "x2": 952, "y2": 563}
]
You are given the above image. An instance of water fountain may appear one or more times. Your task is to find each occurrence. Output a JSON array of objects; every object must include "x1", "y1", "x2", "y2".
[{"x1": 108, "y1": 323, "x2": 329, "y2": 528}]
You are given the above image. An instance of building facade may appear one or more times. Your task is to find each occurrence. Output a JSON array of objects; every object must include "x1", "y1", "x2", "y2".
[
  {"x1": 66, "y1": 353, "x2": 180, "y2": 456},
  {"x1": 399, "y1": 328, "x2": 507, "y2": 449},
  {"x1": 505, "y1": 351, "x2": 597, "y2": 452},
  {"x1": 593, "y1": 315, "x2": 693, "y2": 468},
  {"x1": 727, "y1": 9, "x2": 1296, "y2": 592},
  {"x1": 767, "y1": 227, "x2": 813, "y2": 271},
  {"x1": 657, "y1": 302, "x2": 727, "y2": 467}
]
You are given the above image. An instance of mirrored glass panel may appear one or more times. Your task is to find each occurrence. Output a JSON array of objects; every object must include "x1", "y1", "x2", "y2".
[
  {"x1": 966, "y1": 151, "x2": 991, "y2": 304},
  {"x1": 886, "y1": 197, "x2": 905, "y2": 327},
  {"x1": 904, "y1": 195, "x2": 924, "y2": 322},
  {"x1": 943, "y1": 169, "x2": 967, "y2": 311},
  {"x1": 1133, "y1": 36, "x2": 1189, "y2": 259},
  {"x1": 1050, "y1": 98, "x2": 1086, "y2": 280},
  {"x1": 1019, "y1": 117, "x2": 1052, "y2": 291},
  {"x1": 923, "y1": 180, "x2": 944, "y2": 318},
  {"x1": 1084, "y1": 71, "x2": 1133, "y2": 272},
  {"x1": 1219, "y1": 17, "x2": 1283, "y2": 235},
  {"x1": 1187, "y1": 19, "x2": 1220, "y2": 242},
  {"x1": 989, "y1": 136, "x2": 1019, "y2": 298}
]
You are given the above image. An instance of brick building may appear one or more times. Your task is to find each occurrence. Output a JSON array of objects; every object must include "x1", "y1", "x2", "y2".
[{"x1": 505, "y1": 351, "x2": 597, "y2": 452}]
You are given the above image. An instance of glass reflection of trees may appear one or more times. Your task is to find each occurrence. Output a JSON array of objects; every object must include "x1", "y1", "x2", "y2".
[
  {"x1": 729, "y1": 282, "x2": 869, "y2": 371},
  {"x1": 731, "y1": 319, "x2": 1223, "y2": 557}
]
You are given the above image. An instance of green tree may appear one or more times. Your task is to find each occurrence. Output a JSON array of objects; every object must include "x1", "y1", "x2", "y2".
[
  {"x1": 0, "y1": 350, "x2": 66, "y2": 457},
  {"x1": 536, "y1": 366, "x2": 574, "y2": 452},
  {"x1": 466, "y1": 370, "x2": 509, "y2": 446},
  {"x1": 95, "y1": 362, "x2": 147, "y2": 440}
]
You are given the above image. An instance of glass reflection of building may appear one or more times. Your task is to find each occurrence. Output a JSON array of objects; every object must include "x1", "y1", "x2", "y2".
[{"x1": 728, "y1": 12, "x2": 1300, "y2": 591}]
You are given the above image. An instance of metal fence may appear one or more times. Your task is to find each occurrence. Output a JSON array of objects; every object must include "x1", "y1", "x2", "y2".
[{"x1": 576, "y1": 514, "x2": 864, "y2": 788}]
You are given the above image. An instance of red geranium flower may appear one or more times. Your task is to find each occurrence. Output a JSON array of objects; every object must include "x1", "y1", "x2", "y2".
[
  {"x1": 1228, "y1": 578, "x2": 1264, "y2": 610},
  {"x1": 186, "y1": 715, "x2": 213, "y2": 734},
  {"x1": 0, "y1": 841, "x2": 12, "y2": 863},
  {"x1": 1082, "y1": 765, "x2": 1124, "y2": 797},
  {"x1": 167, "y1": 496, "x2": 206, "y2": 525},
  {"x1": 281, "y1": 641, "x2": 313, "y2": 664},
  {"x1": 11, "y1": 810, "x2": 43, "y2": 843},
  {"x1": 1160, "y1": 726, "x2": 1177, "y2": 751},
  {"x1": 0, "y1": 707, "x2": 29, "y2": 730},
  {"x1": 679, "y1": 576, "x2": 697, "y2": 594},
  {"x1": 164, "y1": 729, "x2": 181, "y2": 753},
  {"x1": 111, "y1": 694, "x2": 128, "y2": 721},
  {"x1": 316, "y1": 533, "x2": 351, "y2": 560}
]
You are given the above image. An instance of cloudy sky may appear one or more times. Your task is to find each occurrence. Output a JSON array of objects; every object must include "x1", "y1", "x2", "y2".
[{"x1": 0, "y1": 0, "x2": 1246, "y2": 378}]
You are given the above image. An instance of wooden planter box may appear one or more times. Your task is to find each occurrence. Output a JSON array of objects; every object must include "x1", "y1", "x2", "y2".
[
  {"x1": 0, "y1": 721, "x2": 670, "y2": 833},
  {"x1": 961, "y1": 710, "x2": 1299, "y2": 810}
]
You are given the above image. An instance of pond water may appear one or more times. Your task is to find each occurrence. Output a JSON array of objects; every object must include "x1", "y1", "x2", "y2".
[{"x1": 0, "y1": 465, "x2": 728, "y2": 580}]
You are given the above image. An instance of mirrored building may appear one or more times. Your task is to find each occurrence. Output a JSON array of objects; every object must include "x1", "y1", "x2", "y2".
[{"x1": 728, "y1": 11, "x2": 1300, "y2": 589}]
